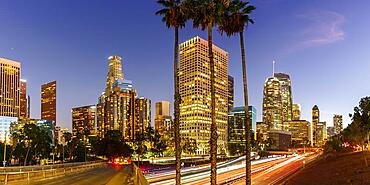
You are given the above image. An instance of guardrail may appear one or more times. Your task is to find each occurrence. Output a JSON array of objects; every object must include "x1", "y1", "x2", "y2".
[
  {"x1": 131, "y1": 164, "x2": 149, "y2": 185},
  {"x1": 0, "y1": 161, "x2": 107, "y2": 184}
]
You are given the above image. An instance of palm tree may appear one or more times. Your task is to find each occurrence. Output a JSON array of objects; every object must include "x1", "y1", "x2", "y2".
[
  {"x1": 189, "y1": 0, "x2": 229, "y2": 184},
  {"x1": 219, "y1": 1, "x2": 255, "y2": 184},
  {"x1": 156, "y1": 1, "x2": 188, "y2": 184}
]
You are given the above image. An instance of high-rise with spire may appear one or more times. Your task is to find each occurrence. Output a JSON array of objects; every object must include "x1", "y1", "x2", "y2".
[{"x1": 262, "y1": 61, "x2": 283, "y2": 130}]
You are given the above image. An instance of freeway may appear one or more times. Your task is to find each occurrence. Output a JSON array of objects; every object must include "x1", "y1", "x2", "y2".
[
  {"x1": 149, "y1": 156, "x2": 291, "y2": 185},
  {"x1": 150, "y1": 153, "x2": 320, "y2": 185},
  {"x1": 9, "y1": 164, "x2": 135, "y2": 185}
]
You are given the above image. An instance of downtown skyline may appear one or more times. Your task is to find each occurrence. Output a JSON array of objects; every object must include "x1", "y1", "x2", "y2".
[{"x1": 2, "y1": 0, "x2": 370, "y2": 130}]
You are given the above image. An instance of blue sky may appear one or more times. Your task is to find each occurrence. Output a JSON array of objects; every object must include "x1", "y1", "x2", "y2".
[{"x1": 1, "y1": 0, "x2": 370, "y2": 130}]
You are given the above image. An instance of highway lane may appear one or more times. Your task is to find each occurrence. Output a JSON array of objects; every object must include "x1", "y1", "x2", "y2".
[
  {"x1": 150, "y1": 156, "x2": 291, "y2": 185},
  {"x1": 17, "y1": 164, "x2": 135, "y2": 185}
]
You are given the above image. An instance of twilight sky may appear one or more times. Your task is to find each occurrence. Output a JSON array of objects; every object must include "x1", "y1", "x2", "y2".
[{"x1": 1, "y1": 0, "x2": 370, "y2": 130}]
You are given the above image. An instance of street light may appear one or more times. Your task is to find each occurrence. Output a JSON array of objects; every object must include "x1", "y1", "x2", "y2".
[{"x1": 3, "y1": 131, "x2": 7, "y2": 167}]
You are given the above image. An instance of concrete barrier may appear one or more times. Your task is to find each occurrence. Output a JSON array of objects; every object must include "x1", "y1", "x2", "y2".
[{"x1": 0, "y1": 161, "x2": 107, "y2": 184}]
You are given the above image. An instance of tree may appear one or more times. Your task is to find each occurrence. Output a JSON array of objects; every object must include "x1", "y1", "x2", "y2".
[
  {"x1": 219, "y1": 1, "x2": 255, "y2": 184},
  {"x1": 182, "y1": 138, "x2": 197, "y2": 156},
  {"x1": 190, "y1": 0, "x2": 230, "y2": 183},
  {"x1": 11, "y1": 124, "x2": 52, "y2": 165},
  {"x1": 156, "y1": 1, "x2": 188, "y2": 183},
  {"x1": 95, "y1": 130, "x2": 133, "y2": 160}
]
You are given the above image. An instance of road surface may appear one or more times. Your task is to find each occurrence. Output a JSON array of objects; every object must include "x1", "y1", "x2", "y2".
[{"x1": 15, "y1": 164, "x2": 135, "y2": 185}]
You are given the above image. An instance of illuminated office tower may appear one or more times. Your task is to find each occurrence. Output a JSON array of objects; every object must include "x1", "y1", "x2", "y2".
[
  {"x1": 105, "y1": 56, "x2": 124, "y2": 94},
  {"x1": 228, "y1": 106, "x2": 257, "y2": 149},
  {"x1": 179, "y1": 36, "x2": 229, "y2": 155},
  {"x1": 41, "y1": 81, "x2": 57, "y2": 125},
  {"x1": 317, "y1": 121, "x2": 327, "y2": 146},
  {"x1": 262, "y1": 77, "x2": 283, "y2": 130},
  {"x1": 20, "y1": 79, "x2": 28, "y2": 118},
  {"x1": 155, "y1": 101, "x2": 172, "y2": 135},
  {"x1": 0, "y1": 58, "x2": 21, "y2": 117},
  {"x1": 312, "y1": 105, "x2": 320, "y2": 146},
  {"x1": 228, "y1": 75, "x2": 234, "y2": 113},
  {"x1": 292, "y1": 103, "x2": 301, "y2": 120},
  {"x1": 97, "y1": 79, "x2": 137, "y2": 140},
  {"x1": 72, "y1": 105, "x2": 97, "y2": 136},
  {"x1": 286, "y1": 120, "x2": 310, "y2": 147},
  {"x1": 333, "y1": 114, "x2": 343, "y2": 135},
  {"x1": 274, "y1": 73, "x2": 293, "y2": 124},
  {"x1": 134, "y1": 97, "x2": 151, "y2": 138}
]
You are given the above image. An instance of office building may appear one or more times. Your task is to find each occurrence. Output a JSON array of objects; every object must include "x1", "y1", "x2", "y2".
[
  {"x1": 155, "y1": 101, "x2": 172, "y2": 135},
  {"x1": 268, "y1": 130, "x2": 291, "y2": 150},
  {"x1": 292, "y1": 104, "x2": 301, "y2": 120},
  {"x1": 228, "y1": 106, "x2": 257, "y2": 147},
  {"x1": 327, "y1": 126, "x2": 335, "y2": 138},
  {"x1": 134, "y1": 97, "x2": 151, "y2": 138},
  {"x1": 72, "y1": 105, "x2": 97, "y2": 136},
  {"x1": 97, "y1": 56, "x2": 138, "y2": 141},
  {"x1": 105, "y1": 55, "x2": 124, "y2": 94},
  {"x1": 0, "y1": 116, "x2": 18, "y2": 142},
  {"x1": 41, "y1": 81, "x2": 57, "y2": 124},
  {"x1": 317, "y1": 121, "x2": 327, "y2": 146},
  {"x1": 55, "y1": 126, "x2": 69, "y2": 145},
  {"x1": 179, "y1": 36, "x2": 229, "y2": 155},
  {"x1": 228, "y1": 75, "x2": 234, "y2": 113},
  {"x1": 287, "y1": 120, "x2": 310, "y2": 147},
  {"x1": 333, "y1": 114, "x2": 343, "y2": 135},
  {"x1": 312, "y1": 105, "x2": 319, "y2": 146},
  {"x1": 274, "y1": 73, "x2": 293, "y2": 127},
  {"x1": 262, "y1": 77, "x2": 283, "y2": 130},
  {"x1": 20, "y1": 79, "x2": 28, "y2": 118},
  {"x1": 97, "y1": 79, "x2": 137, "y2": 140},
  {"x1": 0, "y1": 58, "x2": 21, "y2": 117}
]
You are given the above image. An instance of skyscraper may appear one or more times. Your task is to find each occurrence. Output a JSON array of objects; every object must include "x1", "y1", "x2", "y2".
[
  {"x1": 97, "y1": 56, "x2": 138, "y2": 141},
  {"x1": 20, "y1": 79, "x2": 27, "y2": 118},
  {"x1": 72, "y1": 105, "x2": 97, "y2": 136},
  {"x1": 333, "y1": 114, "x2": 343, "y2": 135},
  {"x1": 317, "y1": 121, "x2": 327, "y2": 146},
  {"x1": 155, "y1": 101, "x2": 172, "y2": 135},
  {"x1": 97, "y1": 79, "x2": 137, "y2": 140},
  {"x1": 292, "y1": 103, "x2": 301, "y2": 120},
  {"x1": 274, "y1": 73, "x2": 293, "y2": 118},
  {"x1": 0, "y1": 58, "x2": 21, "y2": 117},
  {"x1": 274, "y1": 73, "x2": 293, "y2": 130},
  {"x1": 228, "y1": 106, "x2": 257, "y2": 149},
  {"x1": 312, "y1": 105, "x2": 320, "y2": 146},
  {"x1": 228, "y1": 75, "x2": 234, "y2": 113},
  {"x1": 105, "y1": 55, "x2": 124, "y2": 94},
  {"x1": 286, "y1": 120, "x2": 310, "y2": 147},
  {"x1": 179, "y1": 36, "x2": 229, "y2": 155},
  {"x1": 262, "y1": 77, "x2": 283, "y2": 130},
  {"x1": 41, "y1": 81, "x2": 57, "y2": 125},
  {"x1": 134, "y1": 97, "x2": 151, "y2": 138}
]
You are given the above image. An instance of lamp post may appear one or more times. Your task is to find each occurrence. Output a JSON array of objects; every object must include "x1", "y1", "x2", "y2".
[{"x1": 3, "y1": 131, "x2": 7, "y2": 167}]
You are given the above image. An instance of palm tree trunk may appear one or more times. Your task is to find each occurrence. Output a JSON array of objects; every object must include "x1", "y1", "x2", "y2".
[
  {"x1": 208, "y1": 23, "x2": 217, "y2": 185},
  {"x1": 240, "y1": 31, "x2": 251, "y2": 185},
  {"x1": 174, "y1": 27, "x2": 181, "y2": 185}
]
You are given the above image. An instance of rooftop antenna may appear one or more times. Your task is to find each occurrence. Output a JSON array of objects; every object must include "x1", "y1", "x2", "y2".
[{"x1": 272, "y1": 60, "x2": 276, "y2": 76}]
